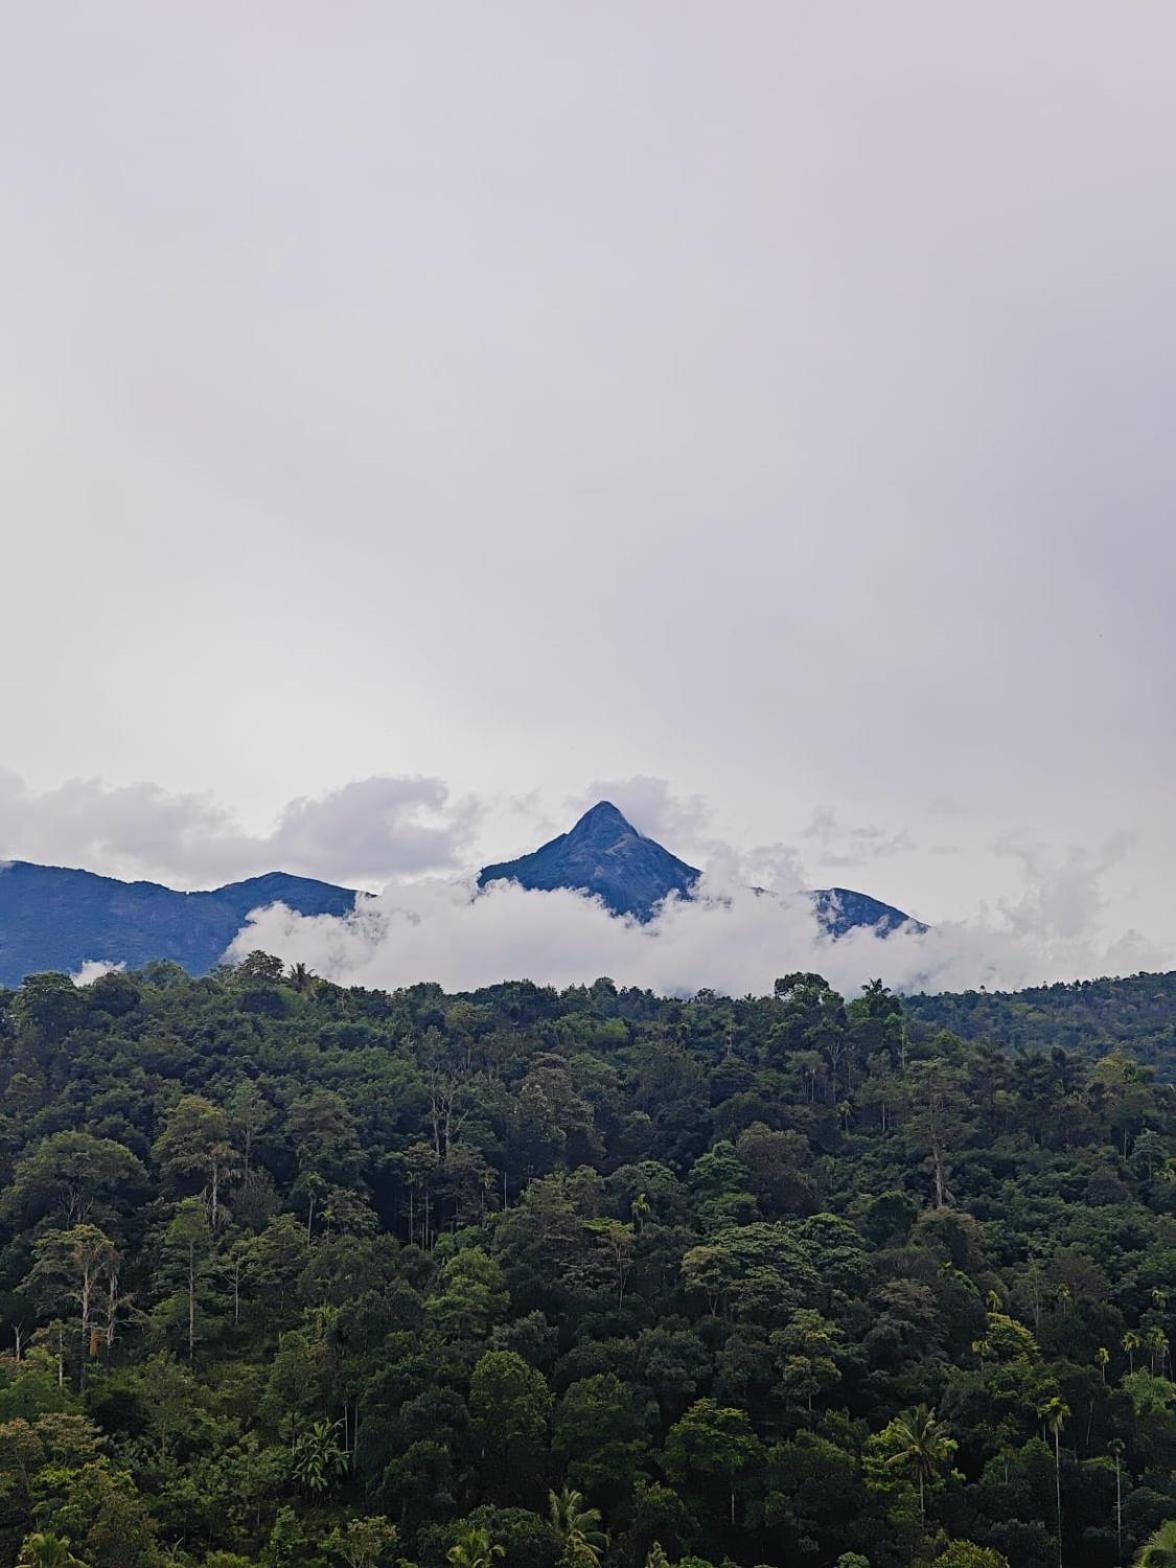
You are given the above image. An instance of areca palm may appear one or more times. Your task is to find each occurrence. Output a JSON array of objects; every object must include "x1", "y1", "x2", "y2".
[
  {"x1": 1145, "y1": 1325, "x2": 1168, "y2": 1376},
  {"x1": 1135, "y1": 1520, "x2": 1176, "y2": 1568},
  {"x1": 16, "y1": 1535, "x2": 88, "y2": 1568},
  {"x1": 1038, "y1": 1396, "x2": 1070, "y2": 1568},
  {"x1": 1108, "y1": 1439, "x2": 1125, "y2": 1564},
  {"x1": 885, "y1": 1404, "x2": 955, "y2": 1526},
  {"x1": 549, "y1": 1487, "x2": 608, "y2": 1568}
]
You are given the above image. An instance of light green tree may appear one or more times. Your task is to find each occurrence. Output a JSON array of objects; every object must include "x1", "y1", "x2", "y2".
[
  {"x1": 548, "y1": 1487, "x2": 607, "y2": 1568},
  {"x1": 879, "y1": 1404, "x2": 956, "y2": 1526},
  {"x1": 324, "y1": 1515, "x2": 400, "y2": 1568},
  {"x1": 16, "y1": 1535, "x2": 88, "y2": 1568},
  {"x1": 1134, "y1": 1520, "x2": 1176, "y2": 1568},
  {"x1": 446, "y1": 1527, "x2": 505, "y2": 1568}
]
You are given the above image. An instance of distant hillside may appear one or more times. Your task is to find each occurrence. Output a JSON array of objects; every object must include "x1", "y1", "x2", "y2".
[
  {"x1": 479, "y1": 799, "x2": 923, "y2": 933},
  {"x1": 0, "y1": 862, "x2": 356, "y2": 986},
  {"x1": 811, "y1": 885, "x2": 926, "y2": 937},
  {"x1": 906, "y1": 969, "x2": 1176, "y2": 1077}
]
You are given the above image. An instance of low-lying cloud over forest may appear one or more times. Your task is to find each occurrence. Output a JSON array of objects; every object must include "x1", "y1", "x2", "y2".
[{"x1": 228, "y1": 845, "x2": 1167, "y2": 999}]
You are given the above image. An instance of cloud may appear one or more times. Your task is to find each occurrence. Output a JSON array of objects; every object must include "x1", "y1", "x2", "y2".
[
  {"x1": 803, "y1": 808, "x2": 916, "y2": 868},
  {"x1": 0, "y1": 770, "x2": 478, "y2": 889},
  {"x1": 571, "y1": 777, "x2": 713, "y2": 850},
  {"x1": 71, "y1": 959, "x2": 125, "y2": 986},
  {"x1": 268, "y1": 778, "x2": 482, "y2": 883},
  {"x1": 227, "y1": 836, "x2": 1173, "y2": 999}
]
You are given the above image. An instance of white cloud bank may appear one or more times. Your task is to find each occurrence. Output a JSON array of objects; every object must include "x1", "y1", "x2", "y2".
[
  {"x1": 227, "y1": 842, "x2": 1171, "y2": 998},
  {"x1": 0, "y1": 770, "x2": 479, "y2": 888},
  {"x1": 70, "y1": 959, "x2": 125, "y2": 987}
]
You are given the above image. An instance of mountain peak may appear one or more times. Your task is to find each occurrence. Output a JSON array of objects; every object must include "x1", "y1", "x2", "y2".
[
  {"x1": 478, "y1": 801, "x2": 699, "y2": 920},
  {"x1": 568, "y1": 800, "x2": 638, "y2": 837},
  {"x1": 479, "y1": 800, "x2": 923, "y2": 934}
]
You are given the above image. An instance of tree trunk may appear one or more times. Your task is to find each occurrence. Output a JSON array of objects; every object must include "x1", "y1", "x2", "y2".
[
  {"x1": 79, "y1": 1264, "x2": 93, "y2": 1389},
  {"x1": 187, "y1": 1242, "x2": 196, "y2": 1359}
]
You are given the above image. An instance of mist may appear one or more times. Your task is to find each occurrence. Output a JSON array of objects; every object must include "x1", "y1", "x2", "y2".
[{"x1": 227, "y1": 846, "x2": 1170, "y2": 1000}]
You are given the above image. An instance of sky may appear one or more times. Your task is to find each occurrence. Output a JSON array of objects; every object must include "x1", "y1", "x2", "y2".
[{"x1": 3, "y1": 4, "x2": 1176, "y2": 992}]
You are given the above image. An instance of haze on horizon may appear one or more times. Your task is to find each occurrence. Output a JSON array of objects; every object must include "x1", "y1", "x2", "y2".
[{"x1": 3, "y1": 3, "x2": 1175, "y2": 985}]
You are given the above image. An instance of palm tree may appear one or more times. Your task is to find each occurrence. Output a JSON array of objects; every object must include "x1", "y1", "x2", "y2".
[
  {"x1": 885, "y1": 1404, "x2": 955, "y2": 1526},
  {"x1": 549, "y1": 1487, "x2": 608, "y2": 1568},
  {"x1": 1123, "y1": 1331, "x2": 1142, "y2": 1374},
  {"x1": 1145, "y1": 1325, "x2": 1168, "y2": 1377},
  {"x1": 1096, "y1": 1346, "x2": 1111, "y2": 1382},
  {"x1": 1134, "y1": 1520, "x2": 1176, "y2": 1568},
  {"x1": 447, "y1": 1528, "x2": 505, "y2": 1568},
  {"x1": 16, "y1": 1535, "x2": 88, "y2": 1568},
  {"x1": 1107, "y1": 1438, "x2": 1125, "y2": 1564},
  {"x1": 1038, "y1": 1396, "x2": 1070, "y2": 1568}
]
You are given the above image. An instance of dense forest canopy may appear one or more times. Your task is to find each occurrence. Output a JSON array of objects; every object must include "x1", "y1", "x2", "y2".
[
  {"x1": 906, "y1": 973, "x2": 1176, "y2": 1081},
  {"x1": 0, "y1": 958, "x2": 1172, "y2": 1568}
]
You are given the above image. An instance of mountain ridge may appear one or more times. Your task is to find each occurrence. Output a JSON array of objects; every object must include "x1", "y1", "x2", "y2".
[
  {"x1": 0, "y1": 801, "x2": 923, "y2": 985},
  {"x1": 479, "y1": 800, "x2": 923, "y2": 932},
  {"x1": 0, "y1": 861, "x2": 356, "y2": 986}
]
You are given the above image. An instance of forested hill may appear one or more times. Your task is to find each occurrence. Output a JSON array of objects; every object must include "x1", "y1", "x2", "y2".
[
  {"x1": 0, "y1": 961, "x2": 1172, "y2": 1568},
  {"x1": 906, "y1": 971, "x2": 1176, "y2": 1079}
]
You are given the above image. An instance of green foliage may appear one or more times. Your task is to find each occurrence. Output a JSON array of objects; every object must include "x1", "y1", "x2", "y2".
[{"x1": 0, "y1": 961, "x2": 1168, "y2": 1567}]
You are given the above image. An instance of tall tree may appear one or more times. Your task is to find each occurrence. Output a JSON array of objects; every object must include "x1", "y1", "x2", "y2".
[
  {"x1": 1038, "y1": 1396, "x2": 1070, "y2": 1568},
  {"x1": 882, "y1": 1405, "x2": 956, "y2": 1526}
]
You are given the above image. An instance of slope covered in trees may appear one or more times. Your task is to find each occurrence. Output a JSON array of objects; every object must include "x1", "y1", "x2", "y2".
[
  {"x1": 0, "y1": 960, "x2": 1172, "y2": 1568},
  {"x1": 906, "y1": 972, "x2": 1176, "y2": 1080}
]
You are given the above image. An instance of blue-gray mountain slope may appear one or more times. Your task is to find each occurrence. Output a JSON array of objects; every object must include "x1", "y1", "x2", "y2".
[
  {"x1": 479, "y1": 801, "x2": 700, "y2": 921},
  {"x1": 0, "y1": 803, "x2": 923, "y2": 987},
  {"x1": 0, "y1": 862, "x2": 355, "y2": 987},
  {"x1": 479, "y1": 801, "x2": 924, "y2": 933}
]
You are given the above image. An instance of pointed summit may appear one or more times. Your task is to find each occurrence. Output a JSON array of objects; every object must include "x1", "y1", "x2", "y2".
[
  {"x1": 478, "y1": 800, "x2": 700, "y2": 921},
  {"x1": 479, "y1": 797, "x2": 924, "y2": 936},
  {"x1": 566, "y1": 800, "x2": 640, "y2": 842}
]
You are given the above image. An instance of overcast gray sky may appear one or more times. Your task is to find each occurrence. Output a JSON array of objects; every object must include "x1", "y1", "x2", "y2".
[{"x1": 3, "y1": 3, "x2": 1176, "y2": 979}]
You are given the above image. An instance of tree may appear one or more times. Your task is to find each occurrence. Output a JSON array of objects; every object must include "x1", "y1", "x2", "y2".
[
  {"x1": 931, "y1": 1546, "x2": 1010, "y2": 1568},
  {"x1": 663, "y1": 1398, "x2": 762, "y2": 1527},
  {"x1": 880, "y1": 1405, "x2": 956, "y2": 1526},
  {"x1": 554, "y1": 1373, "x2": 651, "y2": 1504},
  {"x1": 1134, "y1": 1522, "x2": 1176, "y2": 1568},
  {"x1": 1107, "y1": 1438, "x2": 1125, "y2": 1564},
  {"x1": 30, "y1": 1227, "x2": 118, "y2": 1389},
  {"x1": 469, "y1": 1350, "x2": 552, "y2": 1495},
  {"x1": 16, "y1": 1535, "x2": 88, "y2": 1568},
  {"x1": 1, "y1": 1133, "x2": 147, "y2": 1234},
  {"x1": 548, "y1": 1487, "x2": 607, "y2": 1568},
  {"x1": 139, "y1": 1352, "x2": 195, "y2": 1461},
  {"x1": 324, "y1": 1516, "x2": 399, "y2": 1568},
  {"x1": 1038, "y1": 1396, "x2": 1069, "y2": 1568},
  {"x1": 157, "y1": 1197, "x2": 214, "y2": 1359},
  {"x1": 291, "y1": 1418, "x2": 348, "y2": 1493},
  {"x1": 153, "y1": 1095, "x2": 238, "y2": 1234},
  {"x1": 446, "y1": 1528, "x2": 505, "y2": 1568}
]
